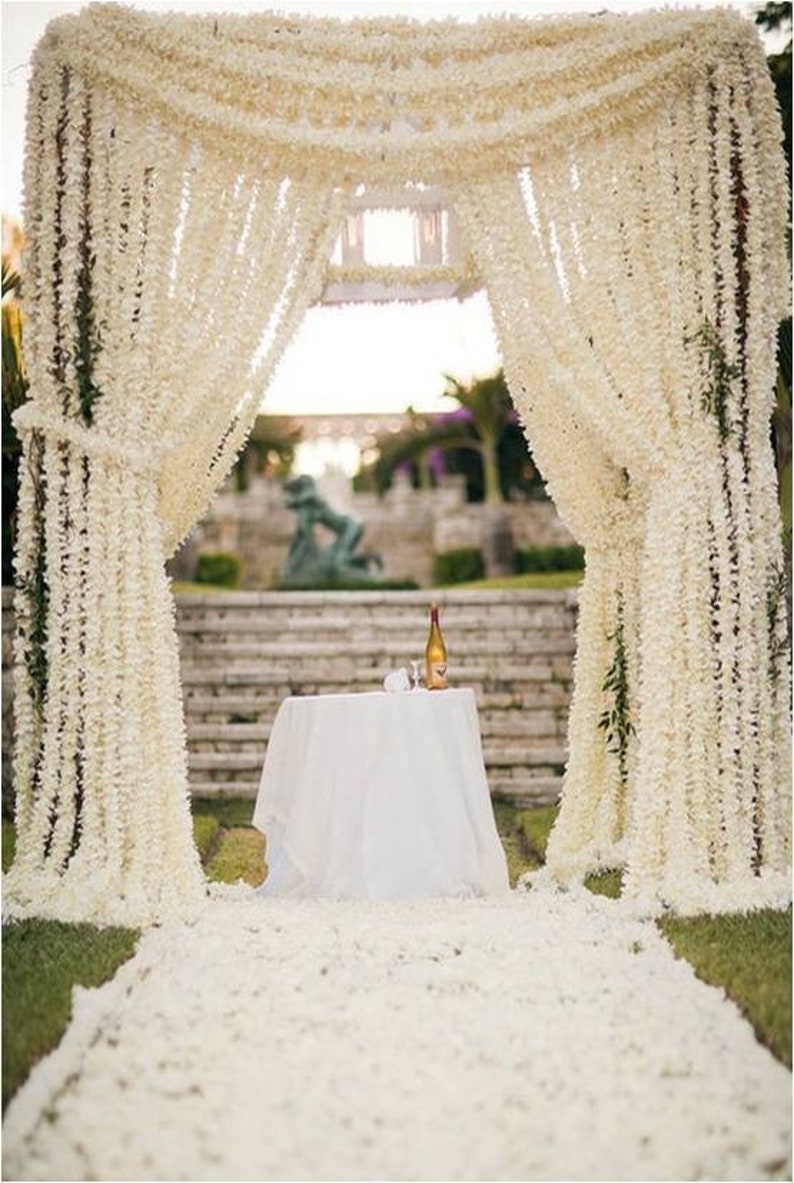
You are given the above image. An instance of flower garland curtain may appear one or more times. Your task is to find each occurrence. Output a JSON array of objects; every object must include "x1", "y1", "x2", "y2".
[
  {"x1": 8, "y1": 11, "x2": 346, "y2": 923},
  {"x1": 7, "y1": 2, "x2": 789, "y2": 924},
  {"x1": 452, "y1": 72, "x2": 791, "y2": 911}
]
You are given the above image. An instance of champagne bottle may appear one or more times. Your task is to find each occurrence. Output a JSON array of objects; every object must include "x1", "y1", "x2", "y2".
[{"x1": 425, "y1": 602, "x2": 448, "y2": 690}]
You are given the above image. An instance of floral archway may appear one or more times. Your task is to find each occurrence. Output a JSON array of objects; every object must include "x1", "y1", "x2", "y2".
[{"x1": 6, "y1": 3, "x2": 790, "y2": 925}]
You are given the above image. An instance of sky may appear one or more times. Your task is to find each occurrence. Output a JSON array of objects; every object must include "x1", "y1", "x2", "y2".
[{"x1": 1, "y1": 0, "x2": 764, "y2": 428}]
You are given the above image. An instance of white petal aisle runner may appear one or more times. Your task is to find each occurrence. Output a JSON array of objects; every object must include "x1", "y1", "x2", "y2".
[{"x1": 3, "y1": 889, "x2": 790, "y2": 1182}]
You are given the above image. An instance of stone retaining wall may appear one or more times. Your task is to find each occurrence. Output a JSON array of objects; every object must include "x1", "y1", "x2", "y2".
[{"x1": 172, "y1": 473, "x2": 575, "y2": 589}]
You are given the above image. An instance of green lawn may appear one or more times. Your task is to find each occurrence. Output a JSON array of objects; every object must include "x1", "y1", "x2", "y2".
[
  {"x1": 450, "y1": 571, "x2": 583, "y2": 591},
  {"x1": 2, "y1": 919, "x2": 138, "y2": 1110},
  {"x1": 2, "y1": 800, "x2": 791, "y2": 1112},
  {"x1": 660, "y1": 910, "x2": 792, "y2": 1069},
  {"x1": 173, "y1": 572, "x2": 584, "y2": 595}
]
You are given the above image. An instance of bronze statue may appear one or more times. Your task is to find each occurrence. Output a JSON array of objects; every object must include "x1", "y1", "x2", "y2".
[{"x1": 281, "y1": 475, "x2": 383, "y2": 586}]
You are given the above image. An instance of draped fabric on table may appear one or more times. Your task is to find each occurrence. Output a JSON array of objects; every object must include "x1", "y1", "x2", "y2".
[{"x1": 7, "y1": 3, "x2": 790, "y2": 923}]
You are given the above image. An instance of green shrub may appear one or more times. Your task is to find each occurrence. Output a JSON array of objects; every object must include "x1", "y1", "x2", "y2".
[
  {"x1": 194, "y1": 551, "x2": 241, "y2": 588},
  {"x1": 515, "y1": 544, "x2": 585, "y2": 573},
  {"x1": 434, "y1": 547, "x2": 485, "y2": 585}
]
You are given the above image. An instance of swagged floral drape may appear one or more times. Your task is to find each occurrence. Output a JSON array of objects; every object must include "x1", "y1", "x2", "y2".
[{"x1": 8, "y1": 3, "x2": 790, "y2": 923}]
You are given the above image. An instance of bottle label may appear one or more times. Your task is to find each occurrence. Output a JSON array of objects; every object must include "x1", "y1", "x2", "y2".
[{"x1": 427, "y1": 661, "x2": 448, "y2": 690}]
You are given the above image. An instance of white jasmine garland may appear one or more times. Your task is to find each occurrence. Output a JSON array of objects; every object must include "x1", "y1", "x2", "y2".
[{"x1": 6, "y1": 3, "x2": 790, "y2": 926}]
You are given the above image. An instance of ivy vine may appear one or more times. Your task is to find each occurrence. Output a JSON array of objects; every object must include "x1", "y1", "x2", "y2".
[
  {"x1": 766, "y1": 540, "x2": 791, "y2": 684},
  {"x1": 74, "y1": 94, "x2": 103, "y2": 426},
  {"x1": 598, "y1": 594, "x2": 635, "y2": 786},
  {"x1": 16, "y1": 431, "x2": 49, "y2": 718},
  {"x1": 685, "y1": 319, "x2": 741, "y2": 444}
]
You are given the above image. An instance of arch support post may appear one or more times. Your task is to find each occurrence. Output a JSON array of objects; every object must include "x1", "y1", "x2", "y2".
[{"x1": 6, "y1": 419, "x2": 204, "y2": 926}]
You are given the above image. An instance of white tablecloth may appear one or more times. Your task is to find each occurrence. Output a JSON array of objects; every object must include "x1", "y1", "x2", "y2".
[{"x1": 253, "y1": 688, "x2": 509, "y2": 900}]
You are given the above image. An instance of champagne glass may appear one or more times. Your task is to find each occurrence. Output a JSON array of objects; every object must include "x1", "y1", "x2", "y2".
[{"x1": 409, "y1": 660, "x2": 422, "y2": 690}]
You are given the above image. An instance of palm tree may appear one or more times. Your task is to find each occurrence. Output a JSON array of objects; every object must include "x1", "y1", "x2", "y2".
[
  {"x1": 367, "y1": 370, "x2": 522, "y2": 505},
  {"x1": 442, "y1": 372, "x2": 514, "y2": 505},
  {"x1": 363, "y1": 370, "x2": 523, "y2": 576},
  {"x1": 755, "y1": 3, "x2": 791, "y2": 542}
]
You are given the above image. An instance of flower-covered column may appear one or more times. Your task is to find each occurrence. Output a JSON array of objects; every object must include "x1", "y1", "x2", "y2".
[
  {"x1": 8, "y1": 417, "x2": 204, "y2": 923},
  {"x1": 6, "y1": 46, "x2": 343, "y2": 925},
  {"x1": 453, "y1": 174, "x2": 647, "y2": 879},
  {"x1": 453, "y1": 26, "x2": 790, "y2": 910}
]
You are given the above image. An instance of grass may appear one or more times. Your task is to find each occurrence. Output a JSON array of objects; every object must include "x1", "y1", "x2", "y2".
[
  {"x1": 193, "y1": 814, "x2": 221, "y2": 863},
  {"x1": 492, "y1": 799, "x2": 558, "y2": 884},
  {"x1": 660, "y1": 910, "x2": 792, "y2": 1068},
  {"x1": 206, "y1": 828, "x2": 266, "y2": 887},
  {"x1": 192, "y1": 796, "x2": 254, "y2": 829},
  {"x1": 173, "y1": 573, "x2": 584, "y2": 595},
  {"x1": 453, "y1": 570, "x2": 583, "y2": 591},
  {"x1": 3, "y1": 819, "x2": 15, "y2": 872},
  {"x1": 2, "y1": 797, "x2": 791, "y2": 1112},
  {"x1": 2, "y1": 921, "x2": 138, "y2": 1110},
  {"x1": 1, "y1": 802, "x2": 265, "y2": 1109},
  {"x1": 2, "y1": 822, "x2": 140, "y2": 1110}
]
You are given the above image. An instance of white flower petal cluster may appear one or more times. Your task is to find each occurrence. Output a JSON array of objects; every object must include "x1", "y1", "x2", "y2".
[
  {"x1": 7, "y1": 4, "x2": 790, "y2": 925},
  {"x1": 3, "y1": 891, "x2": 791, "y2": 1181}
]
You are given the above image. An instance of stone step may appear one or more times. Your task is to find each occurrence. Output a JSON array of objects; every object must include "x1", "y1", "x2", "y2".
[
  {"x1": 190, "y1": 781, "x2": 262, "y2": 800},
  {"x1": 177, "y1": 635, "x2": 576, "y2": 661},
  {"x1": 1, "y1": 587, "x2": 578, "y2": 808},
  {"x1": 174, "y1": 589, "x2": 578, "y2": 609},
  {"x1": 178, "y1": 661, "x2": 574, "y2": 688},
  {"x1": 487, "y1": 775, "x2": 563, "y2": 807},
  {"x1": 186, "y1": 719, "x2": 272, "y2": 738},
  {"x1": 176, "y1": 611, "x2": 574, "y2": 636},
  {"x1": 482, "y1": 744, "x2": 567, "y2": 769},
  {"x1": 185, "y1": 712, "x2": 564, "y2": 746},
  {"x1": 181, "y1": 686, "x2": 573, "y2": 715},
  {"x1": 187, "y1": 774, "x2": 564, "y2": 807},
  {"x1": 187, "y1": 743, "x2": 567, "y2": 775}
]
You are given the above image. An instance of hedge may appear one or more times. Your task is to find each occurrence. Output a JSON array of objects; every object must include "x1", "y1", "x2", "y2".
[
  {"x1": 433, "y1": 547, "x2": 485, "y2": 585},
  {"x1": 515, "y1": 544, "x2": 585, "y2": 573}
]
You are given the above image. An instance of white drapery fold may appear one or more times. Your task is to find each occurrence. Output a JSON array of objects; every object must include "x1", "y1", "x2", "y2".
[
  {"x1": 9, "y1": 51, "x2": 345, "y2": 923},
  {"x1": 452, "y1": 30, "x2": 790, "y2": 912},
  {"x1": 7, "y1": 3, "x2": 790, "y2": 923}
]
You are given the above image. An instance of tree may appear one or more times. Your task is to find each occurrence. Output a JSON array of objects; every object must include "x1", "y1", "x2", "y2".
[
  {"x1": 756, "y1": 2, "x2": 791, "y2": 182},
  {"x1": 231, "y1": 414, "x2": 302, "y2": 492},
  {"x1": 362, "y1": 370, "x2": 542, "y2": 504},
  {"x1": 442, "y1": 372, "x2": 514, "y2": 504},
  {"x1": 755, "y1": 2, "x2": 791, "y2": 536}
]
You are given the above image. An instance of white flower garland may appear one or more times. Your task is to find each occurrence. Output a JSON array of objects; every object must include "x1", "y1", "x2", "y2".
[
  {"x1": 6, "y1": 3, "x2": 790, "y2": 926},
  {"x1": 324, "y1": 258, "x2": 478, "y2": 293}
]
